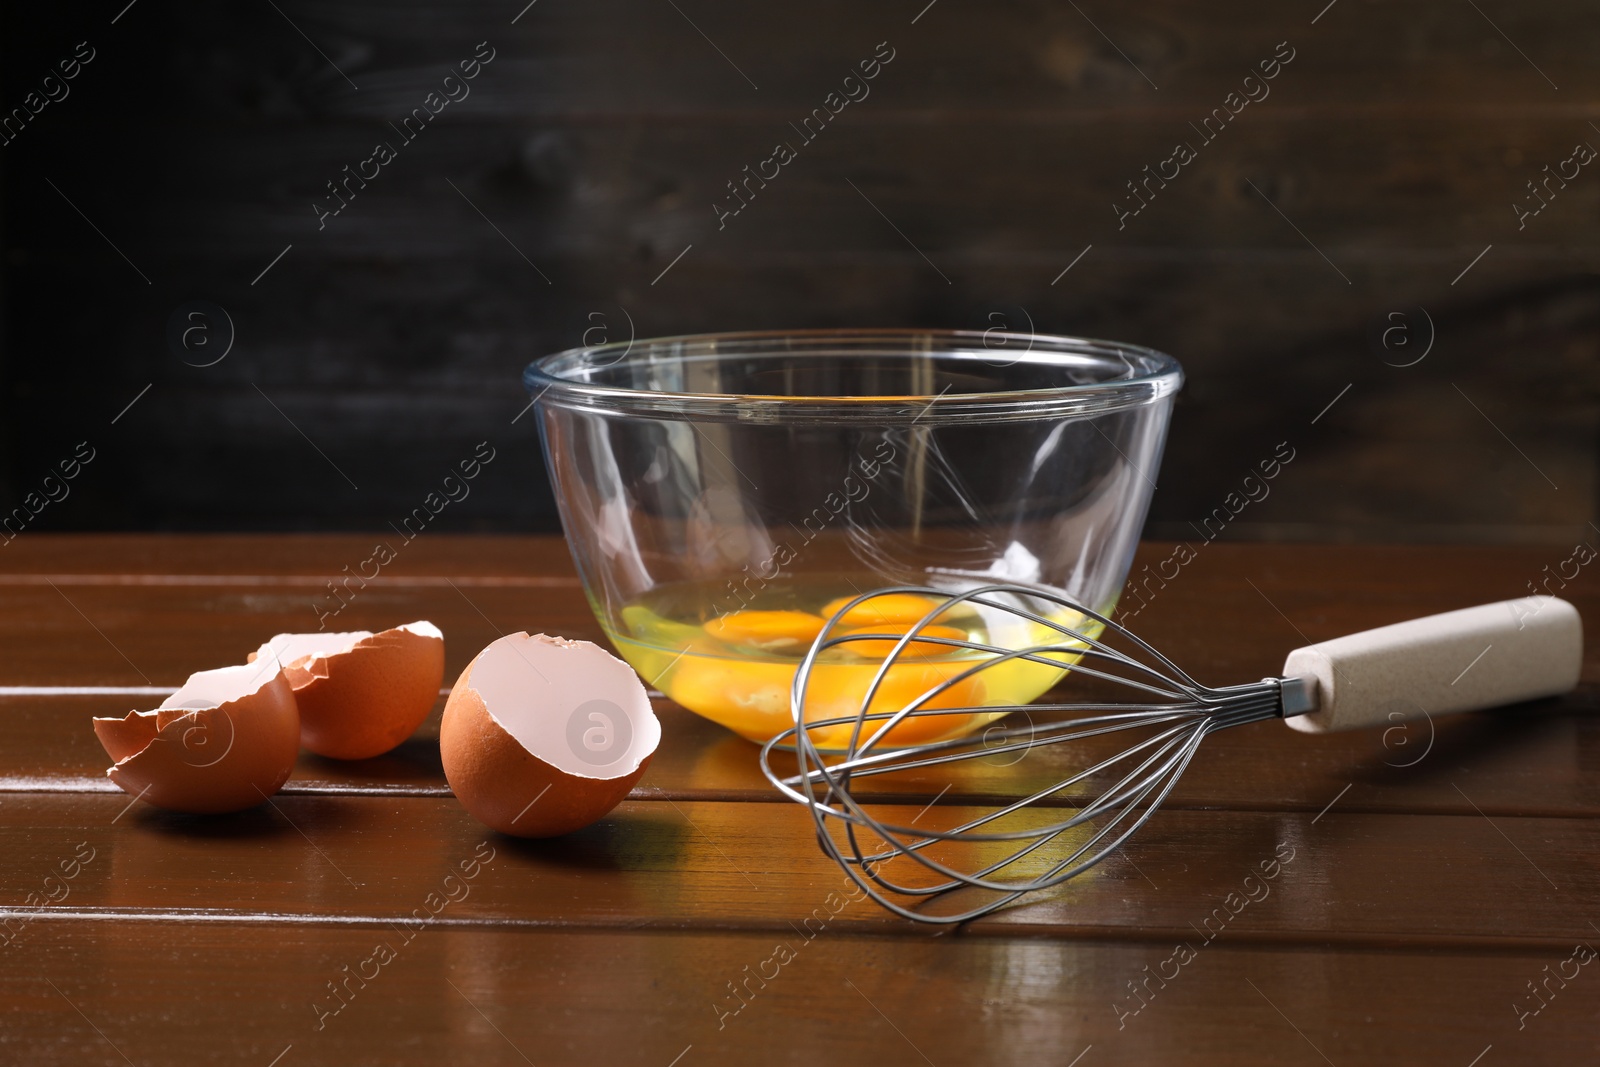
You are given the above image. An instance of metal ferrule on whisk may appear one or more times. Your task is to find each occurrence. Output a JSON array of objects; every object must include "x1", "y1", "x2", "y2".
[{"x1": 1202, "y1": 677, "x2": 1310, "y2": 732}]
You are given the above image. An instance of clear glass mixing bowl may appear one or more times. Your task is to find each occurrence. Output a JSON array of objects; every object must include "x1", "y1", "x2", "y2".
[{"x1": 525, "y1": 329, "x2": 1182, "y2": 746}]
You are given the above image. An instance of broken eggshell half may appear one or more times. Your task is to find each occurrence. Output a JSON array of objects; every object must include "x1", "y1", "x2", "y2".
[
  {"x1": 440, "y1": 633, "x2": 660, "y2": 837},
  {"x1": 93, "y1": 661, "x2": 301, "y2": 814},
  {"x1": 250, "y1": 620, "x2": 445, "y2": 760}
]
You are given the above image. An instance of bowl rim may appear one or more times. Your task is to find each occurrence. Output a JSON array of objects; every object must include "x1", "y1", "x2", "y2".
[{"x1": 523, "y1": 328, "x2": 1183, "y2": 424}]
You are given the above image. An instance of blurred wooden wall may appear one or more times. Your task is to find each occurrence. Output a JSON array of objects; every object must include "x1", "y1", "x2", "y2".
[{"x1": 1, "y1": 0, "x2": 1596, "y2": 541}]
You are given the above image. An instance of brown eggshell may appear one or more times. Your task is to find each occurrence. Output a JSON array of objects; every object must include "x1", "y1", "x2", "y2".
[
  {"x1": 254, "y1": 621, "x2": 444, "y2": 760},
  {"x1": 93, "y1": 663, "x2": 301, "y2": 815},
  {"x1": 93, "y1": 712, "x2": 159, "y2": 764},
  {"x1": 440, "y1": 633, "x2": 660, "y2": 838}
]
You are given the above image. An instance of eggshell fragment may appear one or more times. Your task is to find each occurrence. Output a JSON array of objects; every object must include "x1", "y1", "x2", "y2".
[
  {"x1": 440, "y1": 633, "x2": 660, "y2": 837},
  {"x1": 93, "y1": 661, "x2": 300, "y2": 814},
  {"x1": 252, "y1": 621, "x2": 444, "y2": 760}
]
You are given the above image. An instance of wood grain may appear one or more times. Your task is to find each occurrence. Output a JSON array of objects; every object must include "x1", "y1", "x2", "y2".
[
  {"x1": 63, "y1": 118, "x2": 1597, "y2": 257},
  {"x1": 112, "y1": 0, "x2": 1600, "y2": 115},
  {"x1": 4, "y1": 538, "x2": 1596, "y2": 819},
  {"x1": 5, "y1": 538, "x2": 1598, "y2": 680},
  {"x1": 7, "y1": 256, "x2": 1594, "y2": 533},
  {"x1": 4, "y1": 923, "x2": 1588, "y2": 1067},
  {"x1": 2, "y1": 791, "x2": 1596, "y2": 948},
  {"x1": 0, "y1": 533, "x2": 581, "y2": 579},
  {"x1": 6, "y1": 4, "x2": 1599, "y2": 537},
  {"x1": 0, "y1": 536, "x2": 1595, "y2": 1063},
  {"x1": 10, "y1": 688, "x2": 1600, "y2": 820},
  {"x1": 0, "y1": 578, "x2": 603, "y2": 686}
]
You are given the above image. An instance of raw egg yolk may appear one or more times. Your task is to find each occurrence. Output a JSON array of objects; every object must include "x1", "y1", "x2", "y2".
[
  {"x1": 703, "y1": 610, "x2": 827, "y2": 651},
  {"x1": 666, "y1": 646, "x2": 989, "y2": 748},
  {"x1": 800, "y1": 659, "x2": 990, "y2": 749},
  {"x1": 821, "y1": 593, "x2": 957, "y2": 628},
  {"x1": 833, "y1": 623, "x2": 969, "y2": 660}
]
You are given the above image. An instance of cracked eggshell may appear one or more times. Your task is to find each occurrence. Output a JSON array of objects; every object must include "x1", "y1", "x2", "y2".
[
  {"x1": 440, "y1": 633, "x2": 660, "y2": 838},
  {"x1": 251, "y1": 621, "x2": 444, "y2": 760},
  {"x1": 92, "y1": 662, "x2": 300, "y2": 814}
]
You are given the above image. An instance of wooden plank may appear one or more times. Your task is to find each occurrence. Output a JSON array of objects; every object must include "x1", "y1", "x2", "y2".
[
  {"x1": 12, "y1": 271, "x2": 1587, "y2": 543},
  {"x1": 73, "y1": 0, "x2": 1600, "y2": 116},
  {"x1": 8, "y1": 8, "x2": 1600, "y2": 540},
  {"x1": 4, "y1": 542, "x2": 1596, "y2": 688},
  {"x1": 2, "y1": 792, "x2": 1597, "y2": 946},
  {"x1": 8, "y1": 238, "x2": 1595, "y2": 539},
  {"x1": 0, "y1": 580, "x2": 603, "y2": 686},
  {"x1": 9, "y1": 687, "x2": 1600, "y2": 821},
  {"x1": 4, "y1": 921, "x2": 1589, "y2": 1067},
  {"x1": 0, "y1": 533, "x2": 579, "y2": 580},
  {"x1": 2, "y1": 539, "x2": 1597, "y2": 818},
  {"x1": 22, "y1": 118, "x2": 1594, "y2": 258},
  {"x1": 0, "y1": 694, "x2": 451, "y2": 797}
]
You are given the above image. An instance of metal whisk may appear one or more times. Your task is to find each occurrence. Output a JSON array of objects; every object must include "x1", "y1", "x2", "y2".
[{"x1": 759, "y1": 583, "x2": 1582, "y2": 924}]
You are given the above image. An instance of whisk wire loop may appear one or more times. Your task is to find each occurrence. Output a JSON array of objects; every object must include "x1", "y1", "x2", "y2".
[{"x1": 759, "y1": 583, "x2": 1290, "y2": 924}]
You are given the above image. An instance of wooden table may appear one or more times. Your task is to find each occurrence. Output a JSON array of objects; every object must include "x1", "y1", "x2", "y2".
[{"x1": 3, "y1": 535, "x2": 1596, "y2": 1065}]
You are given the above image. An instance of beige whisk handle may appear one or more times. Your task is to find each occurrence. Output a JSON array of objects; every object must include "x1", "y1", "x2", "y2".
[{"x1": 1281, "y1": 597, "x2": 1583, "y2": 734}]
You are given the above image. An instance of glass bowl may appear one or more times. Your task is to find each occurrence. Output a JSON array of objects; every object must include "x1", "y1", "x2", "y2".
[{"x1": 525, "y1": 329, "x2": 1182, "y2": 746}]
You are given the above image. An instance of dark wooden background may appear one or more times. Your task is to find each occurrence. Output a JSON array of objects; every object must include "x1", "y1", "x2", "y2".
[{"x1": 2, "y1": 0, "x2": 1596, "y2": 540}]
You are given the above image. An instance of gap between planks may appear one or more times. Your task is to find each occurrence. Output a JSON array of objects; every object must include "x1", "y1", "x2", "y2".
[
  {"x1": 0, "y1": 574, "x2": 580, "y2": 588},
  {"x1": 0, "y1": 906, "x2": 1593, "y2": 954},
  {"x1": 1, "y1": 782, "x2": 1596, "y2": 821}
]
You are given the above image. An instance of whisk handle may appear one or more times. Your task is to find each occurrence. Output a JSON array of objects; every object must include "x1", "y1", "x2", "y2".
[{"x1": 1281, "y1": 597, "x2": 1583, "y2": 733}]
